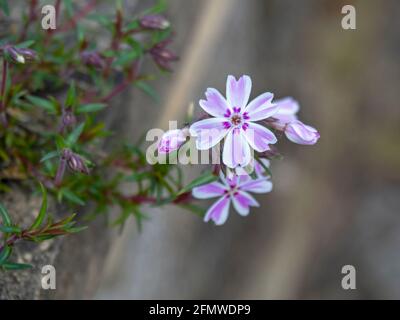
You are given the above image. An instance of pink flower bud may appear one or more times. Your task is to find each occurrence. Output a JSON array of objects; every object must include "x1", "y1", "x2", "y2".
[
  {"x1": 158, "y1": 129, "x2": 187, "y2": 154},
  {"x1": 139, "y1": 15, "x2": 170, "y2": 30},
  {"x1": 273, "y1": 97, "x2": 299, "y2": 124},
  {"x1": 16, "y1": 48, "x2": 37, "y2": 61},
  {"x1": 150, "y1": 39, "x2": 178, "y2": 71},
  {"x1": 62, "y1": 107, "x2": 76, "y2": 126},
  {"x1": 5, "y1": 46, "x2": 25, "y2": 64},
  {"x1": 284, "y1": 120, "x2": 320, "y2": 145},
  {"x1": 81, "y1": 51, "x2": 105, "y2": 69},
  {"x1": 1, "y1": 45, "x2": 38, "y2": 64},
  {"x1": 62, "y1": 148, "x2": 90, "y2": 174}
]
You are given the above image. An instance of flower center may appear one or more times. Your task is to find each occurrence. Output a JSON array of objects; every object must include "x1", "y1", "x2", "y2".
[
  {"x1": 231, "y1": 114, "x2": 242, "y2": 126},
  {"x1": 224, "y1": 183, "x2": 239, "y2": 197},
  {"x1": 223, "y1": 107, "x2": 250, "y2": 130}
]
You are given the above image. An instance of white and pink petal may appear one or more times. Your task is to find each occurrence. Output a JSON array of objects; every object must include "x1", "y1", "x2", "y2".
[
  {"x1": 245, "y1": 92, "x2": 278, "y2": 121},
  {"x1": 273, "y1": 97, "x2": 299, "y2": 124},
  {"x1": 239, "y1": 177, "x2": 273, "y2": 194},
  {"x1": 243, "y1": 122, "x2": 277, "y2": 152},
  {"x1": 222, "y1": 128, "x2": 252, "y2": 168},
  {"x1": 190, "y1": 118, "x2": 229, "y2": 150},
  {"x1": 199, "y1": 88, "x2": 231, "y2": 118},
  {"x1": 192, "y1": 182, "x2": 227, "y2": 199},
  {"x1": 203, "y1": 195, "x2": 231, "y2": 226},
  {"x1": 226, "y1": 75, "x2": 252, "y2": 109},
  {"x1": 231, "y1": 191, "x2": 259, "y2": 216}
]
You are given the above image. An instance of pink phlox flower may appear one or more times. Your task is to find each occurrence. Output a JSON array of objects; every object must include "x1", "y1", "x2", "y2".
[
  {"x1": 190, "y1": 75, "x2": 280, "y2": 169},
  {"x1": 193, "y1": 168, "x2": 272, "y2": 226}
]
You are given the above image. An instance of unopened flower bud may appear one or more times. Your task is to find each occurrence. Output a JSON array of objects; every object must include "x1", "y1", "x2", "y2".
[
  {"x1": 1, "y1": 45, "x2": 38, "y2": 64},
  {"x1": 55, "y1": 149, "x2": 91, "y2": 186},
  {"x1": 158, "y1": 129, "x2": 188, "y2": 154},
  {"x1": 149, "y1": 39, "x2": 178, "y2": 71},
  {"x1": 6, "y1": 46, "x2": 25, "y2": 64},
  {"x1": 62, "y1": 107, "x2": 76, "y2": 127},
  {"x1": 16, "y1": 48, "x2": 37, "y2": 61},
  {"x1": 284, "y1": 120, "x2": 320, "y2": 145},
  {"x1": 63, "y1": 149, "x2": 90, "y2": 174},
  {"x1": 139, "y1": 15, "x2": 170, "y2": 30},
  {"x1": 81, "y1": 51, "x2": 105, "y2": 69}
]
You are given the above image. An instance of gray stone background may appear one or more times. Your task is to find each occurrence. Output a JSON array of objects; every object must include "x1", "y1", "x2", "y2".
[{"x1": 2, "y1": 0, "x2": 400, "y2": 299}]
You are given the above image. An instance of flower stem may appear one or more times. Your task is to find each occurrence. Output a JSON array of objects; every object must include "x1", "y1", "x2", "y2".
[
  {"x1": 18, "y1": 0, "x2": 38, "y2": 41},
  {"x1": 0, "y1": 234, "x2": 19, "y2": 254},
  {"x1": 54, "y1": 156, "x2": 67, "y2": 187},
  {"x1": 0, "y1": 59, "x2": 8, "y2": 127},
  {"x1": 101, "y1": 60, "x2": 141, "y2": 103},
  {"x1": 57, "y1": 0, "x2": 97, "y2": 33}
]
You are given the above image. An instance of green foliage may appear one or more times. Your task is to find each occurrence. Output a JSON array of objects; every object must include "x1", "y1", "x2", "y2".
[
  {"x1": 29, "y1": 183, "x2": 47, "y2": 230},
  {"x1": 76, "y1": 103, "x2": 107, "y2": 114},
  {"x1": 0, "y1": 190, "x2": 84, "y2": 270},
  {"x1": 0, "y1": 0, "x2": 9, "y2": 16},
  {"x1": 177, "y1": 172, "x2": 218, "y2": 195},
  {"x1": 0, "y1": 0, "x2": 187, "y2": 271}
]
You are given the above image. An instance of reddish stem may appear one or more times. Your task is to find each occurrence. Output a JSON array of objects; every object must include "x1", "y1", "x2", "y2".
[
  {"x1": 101, "y1": 80, "x2": 129, "y2": 103},
  {"x1": 54, "y1": 157, "x2": 67, "y2": 187},
  {"x1": 0, "y1": 234, "x2": 19, "y2": 253},
  {"x1": 100, "y1": 60, "x2": 141, "y2": 103},
  {"x1": 19, "y1": 0, "x2": 38, "y2": 41},
  {"x1": 0, "y1": 59, "x2": 8, "y2": 109},
  {"x1": 55, "y1": 0, "x2": 61, "y2": 20},
  {"x1": 0, "y1": 224, "x2": 71, "y2": 253},
  {"x1": 0, "y1": 59, "x2": 8, "y2": 126},
  {"x1": 122, "y1": 191, "x2": 191, "y2": 206},
  {"x1": 57, "y1": 0, "x2": 97, "y2": 33}
]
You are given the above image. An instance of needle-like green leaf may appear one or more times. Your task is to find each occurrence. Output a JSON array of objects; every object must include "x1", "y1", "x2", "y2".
[
  {"x1": 29, "y1": 183, "x2": 48, "y2": 231},
  {"x1": 0, "y1": 203, "x2": 11, "y2": 226},
  {"x1": 0, "y1": 245, "x2": 12, "y2": 265},
  {"x1": 177, "y1": 172, "x2": 218, "y2": 196}
]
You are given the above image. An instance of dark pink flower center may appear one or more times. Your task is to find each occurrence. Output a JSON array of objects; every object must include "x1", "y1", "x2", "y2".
[
  {"x1": 223, "y1": 107, "x2": 250, "y2": 130},
  {"x1": 231, "y1": 114, "x2": 242, "y2": 126},
  {"x1": 223, "y1": 181, "x2": 241, "y2": 197}
]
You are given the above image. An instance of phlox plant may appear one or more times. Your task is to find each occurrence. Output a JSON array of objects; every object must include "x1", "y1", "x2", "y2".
[
  {"x1": 0, "y1": 0, "x2": 319, "y2": 271},
  {"x1": 0, "y1": 0, "x2": 180, "y2": 270}
]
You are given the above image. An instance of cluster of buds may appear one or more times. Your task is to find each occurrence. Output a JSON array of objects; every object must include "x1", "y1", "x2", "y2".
[
  {"x1": 139, "y1": 15, "x2": 170, "y2": 30},
  {"x1": 0, "y1": 45, "x2": 37, "y2": 64},
  {"x1": 80, "y1": 50, "x2": 106, "y2": 69},
  {"x1": 55, "y1": 148, "x2": 90, "y2": 186},
  {"x1": 149, "y1": 39, "x2": 178, "y2": 71}
]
